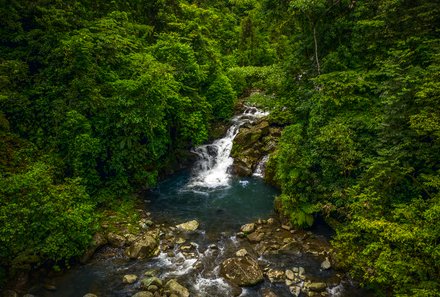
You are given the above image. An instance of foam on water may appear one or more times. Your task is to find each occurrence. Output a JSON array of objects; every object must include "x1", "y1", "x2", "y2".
[
  {"x1": 253, "y1": 155, "x2": 269, "y2": 177},
  {"x1": 193, "y1": 277, "x2": 231, "y2": 297}
]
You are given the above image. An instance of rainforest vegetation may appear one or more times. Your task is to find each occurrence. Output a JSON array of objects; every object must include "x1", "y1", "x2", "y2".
[{"x1": 1, "y1": 0, "x2": 439, "y2": 295}]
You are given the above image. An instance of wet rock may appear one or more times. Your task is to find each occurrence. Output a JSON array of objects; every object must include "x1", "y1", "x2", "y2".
[
  {"x1": 266, "y1": 269, "x2": 285, "y2": 283},
  {"x1": 229, "y1": 285, "x2": 243, "y2": 297},
  {"x1": 164, "y1": 279, "x2": 190, "y2": 297},
  {"x1": 235, "y1": 248, "x2": 248, "y2": 257},
  {"x1": 123, "y1": 274, "x2": 138, "y2": 284},
  {"x1": 125, "y1": 234, "x2": 137, "y2": 244},
  {"x1": 176, "y1": 220, "x2": 199, "y2": 232},
  {"x1": 23, "y1": 295, "x2": 36, "y2": 297},
  {"x1": 220, "y1": 256, "x2": 263, "y2": 286},
  {"x1": 321, "y1": 257, "x2": 331, "y2": 270},
  {"x1": 247, "y1": 231, "x2": 264, "y2": 243},
  {"x1": 107, "y1": 232, "x2": 126, "y2": 247},
  {"x1": 126, "y1": 235, "x2": 159, "y2": 259},
  {"x1": 132, "y1": 292, "x2": 153, "y2": 297},
  {"x1": 267, "y1": 218, "x2": 275, "y2": 224},
  {"x1": 139, "y1": 219, "x2": 154, "y2": 229},
  {"x1": 261, "y1": 288, "x2": 278, "y2": 297},
  {"x1": 233, "y1": 161, "x2": 253, "y2": 176},
  {"x1": 298, "y1": 267, "x2": 305, "y2": 276},
  {"x1": 80, "y1": 233, "x2": 107, "y2": 263},
  {"x1": 236, "y1": 232, "x2": 246, "y2": 238},
  {"x1": 290, "y1": 286, "x2": 301, "y2": 297},
  {"x1": 306, "y1": 282, "x2": 327, "y2": 292},
  {"x1": 140, "y1": 277, "x2": 163, "y2": 289},
  {"x1": 285, "y1": 269, "x2": 295, "y2": 280},
  {"x1": 232, "y1": 118, "x2": 279, "y2": 176},
  {"x1": 147, "y1": 285, "x2": 159, "y2": 292},
  {"x1": 144, "y1": 269, "x2": 157, "y2": 277},
  {"x1": 83, "y1": 294, "x2": 98, "y2": 297},
  {"x1": 240, "y1": 223, "x2": 255, "y2": 233},
  {"x1": 176, "y1": 237, "x2": 186, "y2": 244},
  {"x1": 281, "y1": 224, "x2": 291, "y2": 231}
]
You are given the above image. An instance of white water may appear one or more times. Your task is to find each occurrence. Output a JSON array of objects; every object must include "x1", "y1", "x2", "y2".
[
  {"x1": 187, "y1": 106, "x2": 269, "y2": 189},
  {"x1": 253, "y1": 155, "x2": 269, "y2": 178}
]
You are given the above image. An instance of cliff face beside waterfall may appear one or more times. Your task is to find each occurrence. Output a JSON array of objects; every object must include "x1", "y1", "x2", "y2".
[{"x1": 231, "y1": 118, "x2": 281, "y2": 177}]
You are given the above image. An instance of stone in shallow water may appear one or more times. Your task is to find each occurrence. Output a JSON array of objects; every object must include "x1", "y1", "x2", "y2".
[
  {"x1": 285, "y1": 269, "x2": 295, "y2": 280},
  {"x1": 247, "y1": 231, "x2": 264, "y2": 243},
  {"x1": 266, "y1": 269, "x2": 285, "y2": 283},
  {"x1": 240, "y1": 223, "x2": 256, "y2": 233},
  {"x1": 261, "y1": 288, "x2": 278, "y2": 297},
  {"x1": 290, "y1": 286, "x2": 301, "y2": 297},
  {"x1": 125, "y1": 235, "x2": 158, "y2": 259},
  {"x1": 236, "y1": 248, "x2": 248, "y2": 257},
  {"x1": 176, "y1": 237, "x2": 186, "y2": 244},
  {"x1": 176, "y1": 220, "x2": 199, "y2": 232},
  {"x1": 321, "y1": 257, "x2": 331, "y2": 270},
  {"x1": 123, "y1": 274, "x2": 138, "y2": 284},
  {"x1": 165, "y1": 279, "x2": 190, "y2": 297},
  {"x1": 83, "y1": 294, "x2": 97, "y2": 297},
  {"x1": 220, "y1": 256, "x2": 263, "y2": 286},
  {"x1": 140, "y1": 277, "x2": 162, "y2": 289},
  {"x1": 306, "y1": 282, "x2": 327, "y2": 292}
]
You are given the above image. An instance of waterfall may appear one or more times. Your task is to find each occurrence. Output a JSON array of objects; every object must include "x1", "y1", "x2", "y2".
[
  {"x1": 253, "y1": 155, "x2": 269, "y2": 178},
  {"x1": 187, "y1": 106, "x2": 268, "y2": 189}
]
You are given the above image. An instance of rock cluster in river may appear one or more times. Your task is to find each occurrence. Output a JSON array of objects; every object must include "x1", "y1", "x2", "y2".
[
  {"x1": 223, "y1": 218, "x2": 341, "y2": 297},
  {"x1": 25, "y1": 208, "x2": 348, "y2": 297},
  {"x1": 122, "y1": 271, "x2": 189, "y2": 297}
]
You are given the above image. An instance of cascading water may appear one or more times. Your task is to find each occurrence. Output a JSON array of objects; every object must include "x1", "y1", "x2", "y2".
[
  {"x1": 187, "y1": 106, "x2": 269, "y2": 189},
  {"x1": 253, "y1": 155, "x2": 269, "y2": 178}
]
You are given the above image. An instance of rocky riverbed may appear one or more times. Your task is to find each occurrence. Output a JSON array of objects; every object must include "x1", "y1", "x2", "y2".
[{"x1": 8, "y1": 206, "x2": 371, "y2": 297}]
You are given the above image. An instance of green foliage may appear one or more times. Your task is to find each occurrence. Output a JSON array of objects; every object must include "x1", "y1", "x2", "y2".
[
  {"x1": 205, "y1": 74, "x2": 236, "y2": 121},
  {"x1": 0, "y1": 162, "x2": 96, "y2": 269},
  {"x1": 259, "y1": 0, "x2": 440, "y2": 294},
  {"x1": 0, "y1": 0, "x2": 242, "y2": 277}
]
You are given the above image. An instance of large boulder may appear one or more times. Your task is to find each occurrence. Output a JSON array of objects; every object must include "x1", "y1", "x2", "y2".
[
  {"x1": 80, "y1": 233, "x2": 107, "y2": 263},
  {"x1": 164, "y1": 279, "x2": 190, "y2": 297},
  {"x1": 125, "y1": 235, "x2": 158, "y2": 259},
  {"x1": 176, "y1": 220, "x2": 199, "y2": 232},
  {"x1": 220, "y1": 256, "x2": 263, "y2": 286},
  {"x1": 231, "y1": 118, "x2": 280, "y2": 177},
  {"x1": 107, "y1": 232, "x2": 126, "y2": 247}
]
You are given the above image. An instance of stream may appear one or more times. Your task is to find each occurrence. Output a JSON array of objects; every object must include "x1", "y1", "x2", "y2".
[{"x1": 28, "y1": 107, "x2": 371, "y2": 297}]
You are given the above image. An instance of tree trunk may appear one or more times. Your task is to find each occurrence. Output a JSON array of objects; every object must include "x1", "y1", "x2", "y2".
[{"x1": 312, "y1": 24, "x2": 321, "y2": 75}]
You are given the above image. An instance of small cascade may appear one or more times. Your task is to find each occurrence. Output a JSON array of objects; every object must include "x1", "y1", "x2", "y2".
[
  {"x1": 187, "y1": 106, "x2": 269, "y2": 189},
  {"x1": 253, "y1": 155, "x2": 269, "y2": 178}
]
